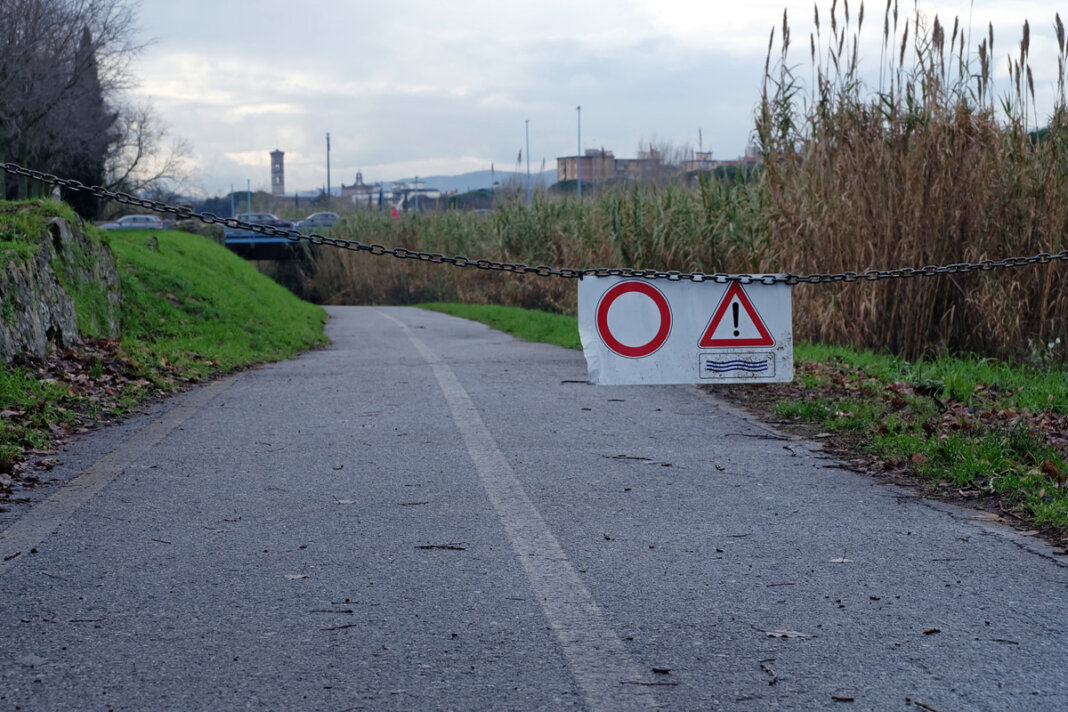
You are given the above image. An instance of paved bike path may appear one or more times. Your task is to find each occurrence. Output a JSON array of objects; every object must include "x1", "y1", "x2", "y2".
[{"x1": 1, "y1": 306, "x2": 1066, "y2": 711}]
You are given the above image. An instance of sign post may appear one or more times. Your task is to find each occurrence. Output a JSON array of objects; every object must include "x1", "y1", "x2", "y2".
[{"x1": 578, "y1": 276, "x2": 793, "y2": 385}]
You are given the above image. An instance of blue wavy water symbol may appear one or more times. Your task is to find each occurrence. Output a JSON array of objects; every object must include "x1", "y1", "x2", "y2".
[{"x1": 704, "y1": 359, "x2": 769, "y2": 373}]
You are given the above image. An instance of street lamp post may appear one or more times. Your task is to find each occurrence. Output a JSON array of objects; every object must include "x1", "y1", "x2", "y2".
[
  {"x1": 525, "y1": 119, "x2": 531, "y2": 206},
  {"x1": 576, "y1": 106, "x2": 582, "y2": 198}
]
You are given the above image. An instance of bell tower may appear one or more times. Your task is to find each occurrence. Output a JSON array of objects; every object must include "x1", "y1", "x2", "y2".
[{"x1": 270, "y1": 149, "x2": 285, "y2": 196}]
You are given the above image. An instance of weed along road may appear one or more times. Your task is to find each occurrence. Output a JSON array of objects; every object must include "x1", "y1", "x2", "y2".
[{"x1": 1, "y1": 306, "x2": 1067, "y2": 711}]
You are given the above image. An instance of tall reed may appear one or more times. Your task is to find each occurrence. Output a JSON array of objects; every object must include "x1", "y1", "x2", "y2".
[
  {"x1": 300, "y1": 175, "x2": 766, "y2": 315},
  {"x1": 758, "y1": 2, "x2": 1068, "y2": 359}
]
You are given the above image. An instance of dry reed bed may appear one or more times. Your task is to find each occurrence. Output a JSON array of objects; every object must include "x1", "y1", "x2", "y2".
[
  {"x1": 759, "y1": 1, "x2": 1068, "y2": 359},
  {"x1": 300, "y1": 2, "x2": 1067, "y2": 363}
]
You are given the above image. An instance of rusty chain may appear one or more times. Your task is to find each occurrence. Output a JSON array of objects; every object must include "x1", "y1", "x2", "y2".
[{"x1": 5, "y1": 161, "x2": 1068, "y2": 285}]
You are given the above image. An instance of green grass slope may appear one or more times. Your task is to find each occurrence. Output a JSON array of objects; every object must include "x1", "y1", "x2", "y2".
[
  {"x1": 1, "y1": 200, "x2": 326, "y2": 471},
  {"x1": 109, "y1": 227, "x2": 327, "y2": 382}
]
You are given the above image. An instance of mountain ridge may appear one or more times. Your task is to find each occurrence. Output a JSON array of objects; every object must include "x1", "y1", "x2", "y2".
[{"x1": 386, "y1": 168, "x2": 558, "y2": 194}]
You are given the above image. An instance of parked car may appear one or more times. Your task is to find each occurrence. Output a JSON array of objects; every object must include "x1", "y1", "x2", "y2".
[
  {"x1": 223, "y1": 212, "x2": 295, "y2": 238},
  {"x1": 222, "y1": 213, "x2": 301, "y2": 260},
  {"x1": 295, "y1": 211, "x2": 340, "y2": 228},
  {"x1": 97, "y1": 214, "x2": 164, "y2": 230}
]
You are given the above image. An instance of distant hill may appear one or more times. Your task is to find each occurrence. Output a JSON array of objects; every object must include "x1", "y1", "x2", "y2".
[
  {"x1": 390, "y1": 169, "x2": 558, "y2": 194},
  {"x1": 208, "y1": 168, "x2": 560, "y2": 202}
]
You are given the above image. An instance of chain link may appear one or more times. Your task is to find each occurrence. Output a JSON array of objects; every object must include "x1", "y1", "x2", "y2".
[{"x1": 6, "y1": 161, "x2": 1068, "y2": 284}]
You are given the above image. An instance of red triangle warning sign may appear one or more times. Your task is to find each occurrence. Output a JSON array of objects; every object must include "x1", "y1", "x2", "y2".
[{"x1": 699, "y1": 282, "x2": 775, "y2": 347}]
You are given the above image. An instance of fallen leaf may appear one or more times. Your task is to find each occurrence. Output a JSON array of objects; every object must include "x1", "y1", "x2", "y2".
[
  {"x1": 285, "y1": 574, "x2": 308, "y2": 580},
  {"x1": 911, "y1": 452, "x2": 929, "y2": 464},
  {"x1": 1042, "y1": 460, "x2": 1065, "y2": 487}
]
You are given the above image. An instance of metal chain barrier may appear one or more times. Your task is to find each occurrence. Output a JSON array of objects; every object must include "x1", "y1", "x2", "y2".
[{"x1": 5, "y1": 161, "x2": 1068, "y2": 285}]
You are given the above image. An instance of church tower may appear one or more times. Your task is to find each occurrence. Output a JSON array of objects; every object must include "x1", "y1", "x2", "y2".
[{"x1": 270, "y1": 149, "x2": 285, "y2": 196}]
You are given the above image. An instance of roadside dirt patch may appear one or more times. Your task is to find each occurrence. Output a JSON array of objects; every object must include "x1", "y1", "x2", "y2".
[{"x1": 1, "y1": 339, "x2": 183, "y2": 502}]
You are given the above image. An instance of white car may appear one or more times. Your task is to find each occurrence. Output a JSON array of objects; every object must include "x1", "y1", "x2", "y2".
[
  {"x1": 296, "y1": 212, "x2": 340, "y2": 228},
  {"x1": 98, "y1": 214, "x2": 164, "y2": 230}
]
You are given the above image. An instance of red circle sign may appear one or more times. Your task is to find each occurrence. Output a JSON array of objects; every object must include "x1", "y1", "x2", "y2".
[{"x1": 596, "y1": 281, "x2": 672, "y2": 358}]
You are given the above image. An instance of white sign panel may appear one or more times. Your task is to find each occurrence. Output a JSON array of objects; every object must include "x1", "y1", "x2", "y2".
[{"x1": 578, "y1": 276, "x2": 793, "y2": 385}]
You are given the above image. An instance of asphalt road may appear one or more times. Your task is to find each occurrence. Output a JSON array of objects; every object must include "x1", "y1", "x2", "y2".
[{"x1": 2, "y1": 305, "x2": 1067, "y2": 711}]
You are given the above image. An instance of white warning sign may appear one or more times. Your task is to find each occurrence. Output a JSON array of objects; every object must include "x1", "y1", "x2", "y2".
[
  {"x1": 578, "y1": 276, "x2": 792, "y2": 385},
  {"x1": 699, "y1": 281, "x2": 775, "y2": 347}
]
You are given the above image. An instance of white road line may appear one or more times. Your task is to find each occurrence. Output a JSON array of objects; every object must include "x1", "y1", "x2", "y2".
[
  {"x1": 0, "y1": 373, "x2": 243, "y2": 576},
  {"x1": 377, "y1": 308, "x2": 660, "y2": 712}
]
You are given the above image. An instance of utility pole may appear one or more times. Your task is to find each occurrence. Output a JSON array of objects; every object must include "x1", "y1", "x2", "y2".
[
  {"x1": 576, "y1": 106, "x2": 582, "y2": 198},
  {"x1": 525, "y1": 119, "x2": 531, "y2": 205},
  {"x1": 325, "y1": 132, "x2": 331, "y2": 207}
]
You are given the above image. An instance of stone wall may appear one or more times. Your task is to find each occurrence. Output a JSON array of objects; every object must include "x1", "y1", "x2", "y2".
[{"x1": 0, "y1": 217, "x2": 122, "y2": 363}]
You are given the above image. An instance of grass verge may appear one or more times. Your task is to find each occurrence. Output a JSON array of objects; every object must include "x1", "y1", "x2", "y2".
[
  {"x1": 1, "y1": 206, "x2": 327, "y2": 485},
  {"x1": 735, "y1": 345, "x2": 1068, "y2": 541},
  {"x1": 417, "y1": 303, "x2": 1068, "y2": 546},
  {"x1": 109, "y1": 227, "x2": 327, "y2": 382},
  {"x1": 418, "y1": 302, "x2": 581, "y2": 350}
]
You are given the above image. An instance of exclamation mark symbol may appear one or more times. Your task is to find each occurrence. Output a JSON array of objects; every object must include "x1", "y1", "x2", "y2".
[{"x1": 732, "y1": 302, "x2": 740, "y2": 336}]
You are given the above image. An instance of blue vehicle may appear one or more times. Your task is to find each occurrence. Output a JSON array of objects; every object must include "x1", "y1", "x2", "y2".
[{"x1": 223, "y1": 212, "x2": 299, "y2": 260}]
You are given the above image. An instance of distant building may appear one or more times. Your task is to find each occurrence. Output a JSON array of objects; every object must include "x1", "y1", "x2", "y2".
[
  {"x1": 557, "y1": 149, "x2": 620, "y2": 184},
  {"x1": 556, "y1": 148, "x2": 665, "y2": 185},
  {"x1": 391, "y1": 179, "x2": 441, "y2": 211},
  {"x1": 339, "y1": 172, "x2": 442, "y2": 211},
  {"x1": 680, "y1": 144, "x2": 762, "y2": 174},
  {"x1": 558, "y1": 144, "x2": 763, "y2": 186},
  {"x1": 340, "y1": 171, "x2": 381, "y2": 207},
  {"x1": 679, "y1": 151, "x2": 717, "y2": 173},
  {"x1": 270, "y1": 149, "x2": 285, "y2": 196}
]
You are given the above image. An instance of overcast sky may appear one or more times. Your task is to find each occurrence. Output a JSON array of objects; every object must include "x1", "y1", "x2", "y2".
[{"x1": 129, "y1": 1, "x2": 1067, "y2": 197}]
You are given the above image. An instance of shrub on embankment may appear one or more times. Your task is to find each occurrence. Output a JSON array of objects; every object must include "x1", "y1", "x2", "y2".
[
  {"x1": 300, "y1": 4, "x2": 1067, "y2": 365},
  {"x1": 1, "y1": 199, "x2": 327, "y2": 470}
]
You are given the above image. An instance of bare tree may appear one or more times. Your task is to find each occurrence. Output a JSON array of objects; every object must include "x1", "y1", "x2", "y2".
[
  {"x1": 104, "y1": 101, "x2": 193, "y2": 210},
  {"x1": 0, "y1": 0, "x2": 140, "y2": 203}
]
